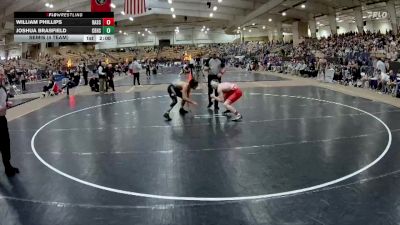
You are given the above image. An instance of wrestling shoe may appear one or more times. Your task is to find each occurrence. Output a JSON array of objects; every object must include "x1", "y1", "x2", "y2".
[
  {"x1": 222, "y1": 110, "x2": 231, "y2": 116},
  {"x1": 5, "y1": 166, "x2": 20, "y2": 177},
  {"x1": 231, "y1": 114, "x2": 243, "y2": 122},
  {"x1": 163, "y1": 113, "x2": 172, "y2": 121},
  {"x1": 179, "y1": 108, "x2": 189, "y2": 115}
]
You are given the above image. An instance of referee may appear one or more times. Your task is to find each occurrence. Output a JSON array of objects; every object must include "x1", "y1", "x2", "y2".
[
  {"x1": 0, "y1": 74, "x2": 19, "y2": 177},
  {"x1": 207, "y1": 53, "x2": 224, "y2": 110}
]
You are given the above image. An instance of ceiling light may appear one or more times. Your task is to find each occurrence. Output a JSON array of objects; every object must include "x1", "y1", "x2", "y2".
[
  {"x1": 172, "y1": 14, "x2": 176, "y2": 18},
  {"x1": 49, "y1": 4, "x2": 54, "y2": 8},
  {"x1": 218, "y1": 0, "x2": 222, "y2": 2},
  {"x1": 338, "y1": 20, "x2": 343, "y2": 22},
  {"x1": 129, "y1": 17, "x2": 134, "y2": 21},
  {"x1": 207, "y1": 28, "x2": 210, "y2": 31},
  {"x1": 201, "y1": 28, "x2": 204, "y2": 31},
  {"x1": 205, "y1": 31, "x2": 208, "y2": 34},
  {"x1": 145, "y1": 28, "x2": 148, "y2": 31},
  {"x1": 138, "y1": 31, "x2": 141, "y2": 34},
  {"x1": 317, "y1": 21, "x2": 320, "y2": 24},
  {"x1": 249, "y1": 29, "x2": 252, "y2": 32},
  {"x1": 121, "y1": 11, "x2": 126, "y2": 15},
  {"x1": 268, "y1": 18, "x2": 272, "y2": 22},
  {"x1": 203, "y1": 25, "x2": 206, "y2": 29},
  {"x1": 209, "y1": 13, "x2": 213, "y2": 17},
  {"x1": 243, "y1": 27, "x2": 246, "y2": 30},
  {"x1": 119, "y1": 30, "x2": 122, "y2": 33},
  {"x1": 262, "y1": 25, "x2": 266, "y2": 29},
  {"x1": 213, "y1": 6, "x2": 217, "y2": 11},
  {"x1": 282, "y1": 12, "x2": 286, "y2": 16},
  {"x1": 237, "y1": 30, "x2": 240, "y2": 33},
  {"x1": 252, "y1": 23, "x2": 255, "y2": 26},
  {"x1": 301, "y1": 4, "x2": 305, "y2": 8},
  {"x1": 123, "y1": 32, "x2": 127, "y2": 35},
  {"x1": 142, "y1": 33, "x2": 144, "y2": 36},
  {"x1": 110, "y1": 3, "x2": 116, "y2": 8},
  {"x1": 45, "y1": 2, "x2": 49, "y2": 7},
  {"x1": 149, "y1": 31, "x2": 152, "y2": 34},
  {"x1": 66, "y1": 10, "x2": 70, "y2": 12},
  {"x1": 168, "y1": 0, "x2": 172, "y2": 4},
  {"x1": 238, "y1": 26, "x2": 241, "y2": 29},
  {"x1": 170, "y1": 8, "x2": 174, "y2": 12}
]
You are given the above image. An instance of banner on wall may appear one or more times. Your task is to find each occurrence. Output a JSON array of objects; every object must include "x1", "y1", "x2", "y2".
[
  {"x1": 118, "y1": 35, "x2": 135, "y2": 44},
  {"x1": 8, "y1": 48, "x2": 21, "y2": 58},
  {"x1": 138, "y1": 35, "x2": 154, "y2": 43},
  {"x1": 367, "y1": 11, "x2": 388, "y2": 19},
  {"x1": 176, "y1": 33, "x2": 192, "y2": 41},
  {"x1": 91, "y1": 0, "x2": 111, "y2": 12}
]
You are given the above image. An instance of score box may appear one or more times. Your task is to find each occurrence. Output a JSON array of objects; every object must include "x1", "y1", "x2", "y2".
[
  {"x1": 102, "y1": 18, "x2": 114, "y2": 26},
  {"x1": 96, "y1": 35, "x2": 114, "y2": 42},
  {"x1": 84, "y1": 35, "x2": 96, "y2": 42},
  {"x1": 102, "y1": 26, "x2": 114, "y2": 34}
]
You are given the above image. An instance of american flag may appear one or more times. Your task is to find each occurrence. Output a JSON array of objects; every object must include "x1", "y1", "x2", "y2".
[{"x1": 125, "y1": 0, "x2": 147, "y2": 15}]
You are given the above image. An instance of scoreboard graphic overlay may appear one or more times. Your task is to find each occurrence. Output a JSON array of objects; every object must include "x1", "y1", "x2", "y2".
[{"x1": 14, "y1": 12, "x2": 115, "y2": 42}]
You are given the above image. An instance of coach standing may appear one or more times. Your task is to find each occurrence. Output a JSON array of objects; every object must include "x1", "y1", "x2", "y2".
[
  {"x1": 207, "y1": 53, "x2": 224, "y2": 110},
  {"x1": 98, "y1": 61, "x2": 107, "y2": 93},
  {"x1": 0, "y1": 74, "x2": 19, "y2": 177},
  {"x1": 131, "y1": 57, "x2": 141, "y2": 86}
]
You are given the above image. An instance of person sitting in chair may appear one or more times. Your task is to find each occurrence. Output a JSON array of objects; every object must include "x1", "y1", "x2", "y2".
[
  {"x1": 179, "y1": 62, "x2": 190, "y2": 76},
  {"x1": 42, "y1": 77, "x2": 55, "y2": 97},
  {"x1": 89, "y1": 77, "x2": 99, "y2": 92}
]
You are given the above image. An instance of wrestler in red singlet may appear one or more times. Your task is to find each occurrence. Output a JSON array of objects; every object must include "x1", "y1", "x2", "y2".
[{"x1": 210, "y1": 80, "x2": 243, "y2": 121}]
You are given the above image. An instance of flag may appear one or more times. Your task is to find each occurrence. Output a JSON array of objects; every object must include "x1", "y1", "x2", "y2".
[
  {"x1": 91, "y1": 0, "x2": 111, "y2": 12},
  {"x1": 125, "y1": 0, "x2": 147, "y2": 15}
]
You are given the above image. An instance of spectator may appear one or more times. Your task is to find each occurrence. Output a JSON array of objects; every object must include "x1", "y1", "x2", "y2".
[
  {"x1": 376, "y1": 58, "x2": 386, "y2": 74},
  {"x1": 105, "y1": 64, "x2": 115, "y2": 92},
  {"x1": 20, "y1": 72, "x2": 26, "y2": 91},
  {"x1": 82, "y1": 63, "x2": 89, "y2": 85},
  {"x1": 42, "y1": 77, "x2": 55, "y2": 97},
  {"x1": 146, "y1": 63, "x2": 151, "y2": 78}
]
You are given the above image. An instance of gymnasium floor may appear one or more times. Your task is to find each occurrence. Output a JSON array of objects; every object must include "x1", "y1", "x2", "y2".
[{"x1": 1, "y1": 70, "x2": 400, "y2": 225}]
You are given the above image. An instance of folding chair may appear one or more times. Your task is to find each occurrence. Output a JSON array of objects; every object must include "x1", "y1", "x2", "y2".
[{"x1": 11, "y1": 85, "x2": 21, "y2": 95}]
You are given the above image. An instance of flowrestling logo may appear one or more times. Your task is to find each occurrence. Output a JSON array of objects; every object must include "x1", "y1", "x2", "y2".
[
  {"x1": 95, "y1": 0, "x2": 107, "y2": 5},
  {"x1": 367, "y1": 11, "x2": 388, "y2": 19}
]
